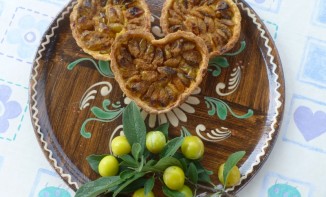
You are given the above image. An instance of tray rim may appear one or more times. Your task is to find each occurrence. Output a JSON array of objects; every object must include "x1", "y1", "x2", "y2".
[{"x1": 28, "y1": 0, "x2": 285, "y2": 194}]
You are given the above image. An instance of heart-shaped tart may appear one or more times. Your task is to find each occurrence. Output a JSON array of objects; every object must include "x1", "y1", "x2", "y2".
[
  {"x1": 160, "y1": 0, "x2": 241, "y2": 57},
  {"x1": 110, "y1": 31, "x2": 209, "y2": 114},
  {"x1": 70, "y1": 0, "x2": 151, "y2": 60}
]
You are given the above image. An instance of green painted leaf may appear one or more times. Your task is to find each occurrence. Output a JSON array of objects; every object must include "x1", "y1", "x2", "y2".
[
  {"x1": 67, "y1": 58, "x2": 97, "y2": 70},
  {"x1": 81, "y1": 118, "x2": 120, "y2": 138},
  {"x1": 159, "y1": 137, "x2": 184, "y2": 158},
  {"x1": 132, "y1": 143, "x2": 141, "y2": 161},
  {"x1": 205, "y1": 97, "x2": 254, "y2": 120},
  {"x1": 98, "y1": 60, "x2": 114, "y2": 77},
  {"x1": 102, "y1": 99, "x2": 111, "y2": 111},
  {"x1": 217, "y1": 102, "x2": 228, "y2": 120},
  {"x1": 209, "y1": 57, "x2": 229, "y2": 68},
  {"x1": 224, "y1": 41, "x2": 246, "y2": 56},
  {"x1": 67, "y1": 58, "x2": 114, "y2": 78},
  {"x1": 162, "y1": 185, "x2": 185, "y2": 197},
  {"x1": 86, "y1": 154, "x2": 108, "y2": 174},
  {"x1": 154, "y1": 123, "x2": 169, "y2": 139},
  {"x1": 91, "y1": 106, "x2": 123, "y2": 120},
  {"x1": 144, "y1": 176, "x2": 155, "y2": 195},
  {"x1": 212, "y1": 67, "x2": 221, "y2": 77},
  {"x1": 80, "y1": 100, "x2": 124, "y2": 138},
  {"x1": 223, "y1": 151, "x2": 246, "y2": 188},
  {"x1": 229, "y1": 108, "x2": 254, "y2": 119},
  {"x1": 123, "y1": 101, "x2": 146, "y2": 154},
  {"x1": 75, "y1": 176, "x2": 121, "y2": 197},
  {"x1": 187, "y1": 162, "x2": 198, "y2": 184},
  {"x1": 205, "y1": 101, "x2": 216, "y2": 116},
  {"x1": 208, "y1": 64, "x2": 222, "y2": 77}
]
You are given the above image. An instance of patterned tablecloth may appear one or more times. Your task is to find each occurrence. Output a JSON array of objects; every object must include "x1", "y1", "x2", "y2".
[{"x1": 0, "y1": 0, "x2": 325, "y2": 196}]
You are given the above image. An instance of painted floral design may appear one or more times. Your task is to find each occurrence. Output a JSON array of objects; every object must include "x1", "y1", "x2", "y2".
[
  {"x1": 0, "y1": 85, "x2": 22, "y2": 133},
  {"x1": 6, "y1": 15, "x2": 49, "y2": 59},
  {"x1": 124, "y1": 87, "x2": 201, "y2": 128},
  {"x1": 67, "y1": 40, "x2": 253, "y2": 141},
  {"x1": 38, "y1": 186, "x2": 71, "y2": 197},
  {"x1": 268, "y1": 183, "x2": 301, "y2": 197}
]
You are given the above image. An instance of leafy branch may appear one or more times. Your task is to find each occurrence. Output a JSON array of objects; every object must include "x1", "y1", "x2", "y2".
[{"x1": 76, "y1": 102, "x2": 246, "y2": 197}]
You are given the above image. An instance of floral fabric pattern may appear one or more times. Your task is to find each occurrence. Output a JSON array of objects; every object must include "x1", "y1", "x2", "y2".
[
  {"x1": 6, "y1": 15, "x2": 49, "y2": 59},
  {"x1": 0, "y1": 85, "x2": 22, "y2": 133}
]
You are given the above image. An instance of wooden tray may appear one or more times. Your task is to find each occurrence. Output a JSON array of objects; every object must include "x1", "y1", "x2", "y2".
[{"x1": 29, "y1": 0, "x2": 285, "y2": 195}]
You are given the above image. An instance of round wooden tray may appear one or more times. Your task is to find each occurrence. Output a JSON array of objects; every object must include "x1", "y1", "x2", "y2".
[{"x1": 29, "y1": 0, "x2": 285, "y2": 195}]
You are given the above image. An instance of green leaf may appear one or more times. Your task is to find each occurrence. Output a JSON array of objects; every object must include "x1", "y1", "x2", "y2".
[
  {"x1": 187, "y1": 162, "x2": 198, "y2": 184},
  {"x1": 120, "y1": 178, "x2": 146, "y2": 193},
  {"x1": 192, "y1": 161, "x2": 213, "y2": 184},
  {"x1": 143, "y1": 149, "x2": 151, "y2": 160},
  {"x1": 154, "y1": 123, "x2": 170, "y2": 139},
  {"x1": 160, "y1": 137, "x2": 184, "y2": 158},
  {"x1": 75, "y1": 176, "x2": 121, "y2": 197},
  {"x1": 144, "y1": 159, "x2": 157, "y2": 167},
  {"x1": 223, "y1": 151, "x2": 246, "y2": 188},
  {"x1": 144, "y1": 176, "x2": 155, "y2": 195},
  {"x1": 120, "y1": 154, "x2": 138, "y2": 168},
  {"x1": 86, "y1": 154, "x2": 107, "y2": 174},
  {"x1": 112, "y1": 172, "x2": 146, "y2": 197},
  {"x1": 98, "y1": 60, "x2": 114, "y2": 77},
  {"x1": 154, "y1": 157, "x2": 182, "y2": 171},
  {"x1": 181, "y1": 126, "x2": 192, "y2": 136},
  {"x1": 198, "y1": 171, "x2": 212, "y2": 184},
  {"x1": 123, "y1": 102, "x2": 146, "y2": 154},
  {"x1": 193, "y1": 161, "x2": 213, "y2": 175},
  {"x1": 142, "y1": 157, "x2": 182, "y2": 172},
  {"x1": 132, "y1": 143, "x2": 141, "y2": 161},
  {"x1": 179, "y1": 158, "x2": 188, "y2": 172},
  {"x1": 162, "y1": 185, "x2": 185, "y2": 197},
  {"x1": 120, "y1": 170, "x2": 135, "y2": 180}
]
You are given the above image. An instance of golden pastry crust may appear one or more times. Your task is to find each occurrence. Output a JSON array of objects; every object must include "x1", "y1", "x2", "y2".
[
  {"x1": 160, "y1": 0, "x2": 241, "y2": 57},
  {"x1": 110, "y1": 30, "x2": 209, "y2": 114},
  {"x1": 70, "y1": 0, "x2": 151, "y2": 60}
]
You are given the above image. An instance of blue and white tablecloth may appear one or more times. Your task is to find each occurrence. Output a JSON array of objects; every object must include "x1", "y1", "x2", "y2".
[{"x1": 0, "y1": 0, "x2": 325, "y2": 196}]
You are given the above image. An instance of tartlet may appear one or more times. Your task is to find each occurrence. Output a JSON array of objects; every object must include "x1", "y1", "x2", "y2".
[
  {"x1": 110, "y1": 30, "x2": 209, "y2": 114},
  {"x1": 70, "y1": 0, "x2": 151, "y2": 60},
  {"x1": 160, "y1": 0, "x2": 241, "y2": 57}
]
